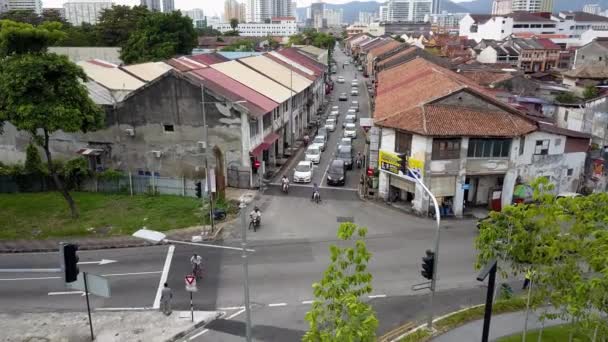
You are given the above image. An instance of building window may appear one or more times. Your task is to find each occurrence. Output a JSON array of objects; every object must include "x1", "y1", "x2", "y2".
[
  {"x1": 519, "y1": 136, "x2": 525, "y2": 155},
  {"x1": 555, "y1": 138, "x2": 561, "y2": 146},
  {"x1": 468, "y1": 139, "x2": 511, "y2": 158},
  {"x1": 249, "y1": 120, "x2": 258, "y2": 139},
  {"x1": 534, "y1": 139, "x2": 550, "y2": 155},
  {"x1": 567, "y1": 168, "x2": 574, "y2": 176},
  {"x1": 163, "y1": 124, "x2": 174, "y2": 132},
  {"x1": 395, "y1": 131, "x2": 412, "y2": 154},
  {"x1": 432, "y1": 138, "x2": 461, "y2": 160},
  {"x1": 564, "y1": 110, "x2": 569, "y2": 122}
]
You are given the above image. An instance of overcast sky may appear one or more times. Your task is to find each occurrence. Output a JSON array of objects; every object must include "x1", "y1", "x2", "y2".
[{"x1": 43, "y1": 0, "x2": 471, "y2": 16}]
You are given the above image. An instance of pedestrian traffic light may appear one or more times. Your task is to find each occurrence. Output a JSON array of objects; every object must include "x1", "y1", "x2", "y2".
[
  {"x1": 195, "y1": 181, "x2": 202, "y2": 198},
  {"x1": 63, "y1": 244, "x2": 80, "y2": 283},
  {"x1": 421, "y1": 249, "x2": 435, "y2": 280}
]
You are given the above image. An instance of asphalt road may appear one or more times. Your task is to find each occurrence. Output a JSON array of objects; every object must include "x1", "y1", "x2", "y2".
[{"x1": 278, "y1": 47, "x2": 370, "y2": 191}]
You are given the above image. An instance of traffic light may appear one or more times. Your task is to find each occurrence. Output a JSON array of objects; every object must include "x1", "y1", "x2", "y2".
[
  {"x1": 195, "y1": 181, "x2": 202, "y2": 198},
  {"x1": 421, "y1": 249, "x2": 435, "y2": 280},
  {"x1": 63, "y1": 244, "x2": 80, "y2": 283}
]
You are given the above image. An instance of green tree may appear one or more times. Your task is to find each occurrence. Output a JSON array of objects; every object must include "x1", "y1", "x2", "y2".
[
  {"x1": 229, "y1": 18, "x2": 238, "y2": 30},
  {"x1": 0, "y1": 10, "x2": 41, "y2": 25},
  {"x1": 476, "y1": 177, "x2": 608, "y2": 336},
  {"x1": 196, "y1": 26, "x2": 221, "y2": 36},
  {"x1": 96, "y1": 5, "x2": 149, "y2": 46},
  {"x1": 583, "y1": 85, "x2": 599, "y2": 99},
  {"x1": 304, "y1": 223, "x2": 378, "y2": 342},
  {"x1": 41, "y1": 9, "x2": 69, "y2": 25},
  {"x1": 24, "y1": 143, "x2": 46, "y2": 175},
  {"x1": 0, "y1": 22, "x2": 104, "y2": 217},
  {"x1": 221, "y1": 39, "x2": 254, "y2": 52},
  {"x1": 59, "y1": 23, "x2": 99, "y2": 46},
  {"x1": 555, "y1": 91, "x2": 578, "y2": 104},
  {"x1": 0, "y1": 20, "x2": 65, "y2": 56},
  {"x1": 120, "y1": 10, "x2": 197, "y2": 64}
]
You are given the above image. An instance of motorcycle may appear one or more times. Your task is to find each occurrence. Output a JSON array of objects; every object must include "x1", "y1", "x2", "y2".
[
  {"x1": 356, "y1": 158, "x2": 362, "y2": 169},
  {"x1": 312, "y1": 191, "x2": 321, "y2": 204},
  {"x1": 249, "y1": 216, "x2": 261, "y2": 232}
]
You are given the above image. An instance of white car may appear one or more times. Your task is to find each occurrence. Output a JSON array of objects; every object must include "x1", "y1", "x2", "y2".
[
  {"x1": 330, "y1": 110, "x2": 339, "y2": 116},
  {"x1": 331, "y1": 105, "x2": 339, "y2": 111},
  {"x1": 344, "y1": 61, "x2": 350, "y2": 66},
  {"x1": 351, "y1": 101, "x2": 359, "y2": 111},
  {"x1": 338, "y1": 137, "x2": 352, "y2": 148},
  {"x1": 351, "y1": 81, "x2": 358, "y2": 87},
  {"x1": 343, "y1": 114, "x2": 356, "y2": 128},
  {"x1": 344, "y1": 123, "x2": 357, "y2": 138},
  {"x1": 312, "y1": 135, "x2": 327, "y2": 151},
  {"x1": 351, "y1": 89, "x2": 359, "y2": 96},
  {"x1": 293, "y1": 160, "x2": 313, "y2": 183},
  {"x1": 305, "y1": 146, "x2": 321, "y2": 164},
  {"x1": 337, "y1": 76, "x2": 345, "y2": 83},
  {"x1": 325, "y1": 118, "x2": 337, "y2": 131},
  {"x1": 347, "y1": 108, "x2": 357, "y2": 117}
]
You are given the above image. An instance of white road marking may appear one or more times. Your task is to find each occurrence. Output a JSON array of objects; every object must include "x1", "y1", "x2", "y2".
[
  {"x1": 95, "y1": 307, "x2": 150, "y2": 311},
  {"x1": 154, "y1": 245, "x2": 175, "y2": 309},
  {"x1": 226, "y1": 308, "x2": 247, "y2": 319},
  {"x1": 0, "y1": 276, "x2": 61, "y2": 281},
  {"x1": 268, "y1": 302, "x2": 287, "y2": 307},
  {"x1": 102, "y1": 271, "x2": 162, "y2": 277},
  {"x1": 48, "y1": 291, "x2": 85, "y2": 296},
  {"x1": 301, "y1": 300, "x2": 314, "y2": 304},
  {"x1": 321, "y1": 162, "x2": 331, "y2": 186},
  {"x1": 78, "y1": 259, "x2": 117, "y2": 266},
  {"x1": 368, "y1": 294, "x2": 387, "y2": 299},
  {"x1": 217, "y1": 306, "x2": 245, "y2": 311},
  {"x1": 189, "y1": 329, "x2": 209, "y2": 340}
]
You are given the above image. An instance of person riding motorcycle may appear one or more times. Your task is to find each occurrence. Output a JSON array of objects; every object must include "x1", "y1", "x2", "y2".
[
  {"x1": 311, "y1": 183, "x2": 320, "y2": 201},
  {"x1": 281, "y1": 175, "x2": 290, "y2": 192},
  {"x1": 303, "y1": 134, "x2": 310, "y2": 146},
  {"x1": 356, "y1": 152, "x2": 363, "y2": 168},
  {"x1": 190, "y1": 253, "x2": 202, "y2": 277},
  {"x1": 250, "y1": 206, "x2": 262, "y2": 225}
]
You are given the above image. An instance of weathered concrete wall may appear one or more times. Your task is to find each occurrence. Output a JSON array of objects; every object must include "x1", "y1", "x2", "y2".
[
  {"x1": 434, "y1": 90, "x2": 505, "y2": 112},
  {"x1": 574, "y1": 43, "x2": 608, "y2": 69}
]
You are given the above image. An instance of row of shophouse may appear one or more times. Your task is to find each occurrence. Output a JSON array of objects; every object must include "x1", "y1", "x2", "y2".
[
  {"x1": 344, "y1": 33, "x2": 608, "y2": 217},
  {"x1": 0, "y1": 47, "x2": 328, "y2": 189}
]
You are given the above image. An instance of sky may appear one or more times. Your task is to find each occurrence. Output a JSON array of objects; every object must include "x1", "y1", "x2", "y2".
[{"x1": 43, "y1": 0, "x2": 471, "y2": 16}]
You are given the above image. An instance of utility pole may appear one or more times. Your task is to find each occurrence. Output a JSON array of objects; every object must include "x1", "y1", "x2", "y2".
[
  {"x1": 289, "y1": 67, "x2": 295, "y2": 154},
  {"x1": 200, "y1": 84, "x2": 215, "y2": 232},
  {"x1": 240, "y1": 201, "x2": 252, "y2": 342}
]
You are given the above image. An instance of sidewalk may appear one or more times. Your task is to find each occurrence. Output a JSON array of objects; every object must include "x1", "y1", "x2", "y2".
[
  {"x1": 0, "y1": 310, "x2": 221, "y2": 342},
  {"x1": 431, "y1": 309, "x2": 568, "y2": 342}
]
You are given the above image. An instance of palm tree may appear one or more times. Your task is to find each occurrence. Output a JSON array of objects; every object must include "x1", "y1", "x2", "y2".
[{"x1": 229, "y1": 18, "x2": 238, "y2": 31}]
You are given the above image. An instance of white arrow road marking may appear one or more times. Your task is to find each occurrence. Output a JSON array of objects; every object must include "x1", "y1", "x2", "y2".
[
  {"x1": 78, "y1": 259, "x2": 117, "y2": 265},
  {"x1": 48, "y1": 291, "x2": 88, "y2": 296}
]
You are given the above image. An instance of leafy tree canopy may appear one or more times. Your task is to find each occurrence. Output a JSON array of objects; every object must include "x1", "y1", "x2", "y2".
[
  {"x1": 0, "y1": 10, "x2": 41, "y2": 25},
  {"x1": 0, "y1": 20, "x2": 65, "y2": 56},
  {"x1": 555, "y1": 91, "x2": 579, "y2": 104},
  {"x1": 96, "y1": 5, "x2": 149, "y2": 46},
  {"x1": 221, "y1": 39, "x2": 255, "y2": 52},
  {"x1": 120, "y1": 10, "x2": 197, "y2": 64},
  {"x1": 583, "y1": 85, "x2": 599, "y2": 99}
]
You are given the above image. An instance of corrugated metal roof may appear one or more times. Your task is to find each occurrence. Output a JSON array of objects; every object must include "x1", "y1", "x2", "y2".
[
  {"x1": 211, "y1": 60, "x2": 292, "y2": 103},
  {"x1": 78, "y1": 60, "x2": 145, "y2": 91},
  {"x1": 239, "y1": 55, "x2": 312, "y2": 92},
  {"x1": 121, "y1": 62, "x2": 173, "y2": 82},
  {"x1": 267, "y1": 51, "x2": 316, "y2": 78},
  {"x1": 189, "y1": 68, "x2": 278, "y2": 117},
  {"x1": 218, "y1": 51, "x2": 264, "y2": 60},
  {"x1": 166, "y1": 57, "x2": 208, "y2": 72},
  {"x1": 265, "y1": 53, "x2": 317, "y2": 81},
  {"x1": 276, "y1": 48, "x2": 324, "y2": 76},
  {"x1": 187, "y1": 53, "x2": 230, "y2": 65},
  {"x1": 84, "y1": 81, "x2": 115, "y2": 105},
  {"x1": 295, "y1": 45, "x2": 326, "y2": 57}
]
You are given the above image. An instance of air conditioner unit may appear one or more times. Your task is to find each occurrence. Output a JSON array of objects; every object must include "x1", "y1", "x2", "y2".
[
  {"x1": 197, "y1": 141, "x2": 206, "y2": 150},
  {"x1": 151, "y1": 150, "x2": 162, "y2": 158},
  {"x1": 125, "y1": 128, "x2": 135, "y2": 136}
]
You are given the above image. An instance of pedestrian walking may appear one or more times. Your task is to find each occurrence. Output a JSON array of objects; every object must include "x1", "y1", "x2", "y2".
[{"x1": 160, "y1": 282, "x2": 173, "y2": 315}]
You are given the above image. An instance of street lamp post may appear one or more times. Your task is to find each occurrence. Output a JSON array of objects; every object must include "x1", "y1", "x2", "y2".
[
  {"x1": 406, "y1": 167, "x2": 441, "y2": 331},
  {"x1": 240, "y1": 201, "x2": 253, "y2": 342}
]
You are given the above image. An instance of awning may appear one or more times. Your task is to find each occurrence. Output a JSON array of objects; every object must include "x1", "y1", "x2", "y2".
[
  {"x1": 264, "y1": 132, "x2": 280, "y2": 144},
  {"x1": 250, "y1": 143, "x2": 270, "y2": 156},
  {"x1": 76, "y1": 148, "x2": 103, "y2": 156}
]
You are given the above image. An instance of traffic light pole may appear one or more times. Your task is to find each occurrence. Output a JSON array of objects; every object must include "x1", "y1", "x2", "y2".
[
  {"x1": 406, "y1": 167, "x2": 441, "y2": 331},
  {"x1": 200, "y1": 85, "x2": 215, "y2": 233},
  {"x1": 83, "y1": 271, "x2": 94, "y2": 341}
]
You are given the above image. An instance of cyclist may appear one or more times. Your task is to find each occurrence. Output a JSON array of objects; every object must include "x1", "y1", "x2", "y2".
[{"x1": 190, "y1": 253, "x2": 202, "y2": 278}]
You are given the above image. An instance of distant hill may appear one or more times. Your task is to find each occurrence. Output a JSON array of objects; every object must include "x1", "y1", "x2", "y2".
[{"x1": 296, "y1": 0, "x2": 608, "y2": 25}]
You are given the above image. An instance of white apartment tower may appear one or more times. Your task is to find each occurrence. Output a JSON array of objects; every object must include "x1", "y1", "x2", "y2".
[
  {"x1": 272, "y1": 0, "x2": 292, "y2": 17},
  {"x1": 379, "y1": 5, "x2": 389, "y2": 21},
  {"x1": 387, "y1": 0, "x2": 432, "y2": 22},
  {"x1": 246, "y1": 0, "x2": 272, "y2": 22},
  {"x1": 511, "y1": 0, "x2": 552, "y2": 12},
  {"x1": 63, "y1": 0, "x2": 112, "y2": 25},
  {"x1": 323, "y1": 8, "x2": 342, "y2": 27},
  {"x1": 4, "y1": 0, "x2": 42, "y2": 13},
  {"x1": 583, "y1": 4, "x2": 601, "y2": 15},
  {"x1": 492, "y1": 0, "x2": 512, "y2": 15}
]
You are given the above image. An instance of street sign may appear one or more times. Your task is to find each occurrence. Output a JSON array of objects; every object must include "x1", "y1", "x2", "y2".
[
  {"x1": 185, "y1": 274, "x2": 197, "y2": 292},
  {"x1": 67, "y1": 273, "x2": 110, "y2": 298},
  {"x1": 462, "y1": 183, "x2": 470, "y2": 190}
]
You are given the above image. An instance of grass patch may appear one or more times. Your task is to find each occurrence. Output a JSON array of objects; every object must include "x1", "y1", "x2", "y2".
[
  {"x1": 497, "y1": 324, "x2": 590, "y2": 342},
  {"x1": 0, "y1": 192, "x2": 211, "y2": 239},
  {"x1": 400, "y1": 295, "x2": 543, "y2": 342}
]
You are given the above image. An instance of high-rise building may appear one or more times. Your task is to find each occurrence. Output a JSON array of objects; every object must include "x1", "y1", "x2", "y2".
[
  {"x1": 323, "y1": 8, "x2": 342, "y2": 27},
  {"x1": 511, "y1": 0, "x2": 552, "y2": 12},
  {"x1": 291, "y1": 1, "x2": 296, "y2": 17},
  {"x1": 4, "y1": 0, "x2": 42, "y2": 14},
  {"x1": 272, "y1": 0, "x2": 292, "y2": 17},
  {"x1": 140, "y1": 0, "x2": 160, "y2": 11},
  {"x1": 492, "y1": 0, "x2": 512, "y2": 15},
  {"x1": 185, "y1": 8, "x2": 205, "y2": 28},
  {"x1": 63, "y1": 0, "x2": 112, "y2": 25},
  {"x1": 246, "y1": 0, "x2": 271, "y2": 22},
  {"x1": 224, "y1": 0, "x2": 240, "y2": 21},
  {"x1": 162, "y1": 0, "x2": 173, "y2": 12},
  {"x1": 583, "y1": 4, "x2": 601, "y2": 15},
  {"x1": 387, "y1": 0, "x2": 432, "y2": 22},
  {"x1": 379, "y1": 5, "x2": 389, "y2": 21},
  {"x1": 239, "y1": 2, "x2": 247, "y2": 22},
  {"x1": 310, "y1": 0, "x2": 325, "y2": 28},
  {"x1": 358, "y1": 11, "x2": 376, "y2": 24}
]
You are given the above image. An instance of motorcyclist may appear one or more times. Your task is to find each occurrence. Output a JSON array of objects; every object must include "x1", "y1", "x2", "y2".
[
  {"x1": 250, "y1": 206, "x2": 262, "y2": 225},
  {"x1": 303, "y1": 134, "x2": 310, "y2": 146},
  {"x1": 311, "y1": 183, "x2": 320, "y2": 201},
  {"x1": 356, "y1": 152, "x2": 363, "y2": 168},
  {"x1": 281, "y1": 175, "x2": 290, "y2": 191},
  {"x1": 190, "y1": 253, "x2": 202, "y2": 276}
]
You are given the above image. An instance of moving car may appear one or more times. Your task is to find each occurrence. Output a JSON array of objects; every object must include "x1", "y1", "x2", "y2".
[
  {"x1": 344, "y1": 123, "x2": 357, "y2": 138},
  {"x1": 347, "y1": 108, "x2": 357, "y2": 118},
  {"x1": 305, "y1": 145, "x2": 321, "y2": 164},
  {"x1": 351, "y1": 100, "x2": 359, "y2": 111},
  {"x1": 330, "y1": 110, "x2": 339, "y2": 116},
  {"x1": 351, "y1": 81, "x2": 358, "y2": 87},
  {"x1": 343, "y1": 115, "x2": 356, "y2": 128},
  {"x1": 339, "y1": 93, "x2": 348, "y2": 101},
  {"x1": 337, "y1": 145, "x2": 353, "y2": 170},
  {"x1": 351, "y1": 89, "x2": 359, "y2": 96},
  {"x1": 331, "y1": 105, "x2": 339, "y2": 111},
  {"x1": 312, "y1": 135, "x2": 327, "y2": 151},
  {"x1": 293, "y1": 160, "x2": 313, "y2": 183},
  {"x1": 328, "y1": 113, "x2": 338, "y2": 123},
  {"x1": 344, "y1": 61, "x2": 350, "y2": 66},
  {"x1": 338, "y1": 137, "x2": 352, "y2": 148},
  {"x1": 327, "y1": 159, "x2": 346, "y2": 186},
  {"x1": 317, "y1": 126, "x2": 328, "y2": 140},
  {"x1": 325, "y1": 118, "x2": 336, "y2": 131},
  {"x1": 337, "y1": 76, "x2": 345, "y2": 83}
]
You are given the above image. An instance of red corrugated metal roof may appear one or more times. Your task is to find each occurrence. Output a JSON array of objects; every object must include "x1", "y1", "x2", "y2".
[
  {"x1": 187, "y1": 53, "x2": 230, "y2": 66},
  {"x1": 189, "y1": 68, "x2": 278, "y2": 117},
  {"x1": 277, "y1": 48, "x2": 324, "y2": 76},
  {"x1": 264, "y1": 53, "x2": 317, "y2": 81}
]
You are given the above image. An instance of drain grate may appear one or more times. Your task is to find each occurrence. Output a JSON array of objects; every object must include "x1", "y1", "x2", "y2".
[{"x1": 336, "y1": 216, "x2": 354, "y2": 223}]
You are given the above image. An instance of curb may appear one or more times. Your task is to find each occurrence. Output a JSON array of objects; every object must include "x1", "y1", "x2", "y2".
[{"x1": 167, "y1": 311, "x2": 224, "y2": 342}]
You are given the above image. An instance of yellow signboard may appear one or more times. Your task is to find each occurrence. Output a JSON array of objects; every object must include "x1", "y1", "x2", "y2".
[
  {"x1": 378, "y1": 150, "x2": 425, "y2": 181},
  {"x1": 378, "y1": 150, "x2": 402, "y2": 175}
]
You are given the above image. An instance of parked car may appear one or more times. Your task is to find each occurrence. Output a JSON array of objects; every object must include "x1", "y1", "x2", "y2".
[
  {"x1": 312, "y1": 135, "x2": 327, "y2": 151},
  {"x1": 351, "y1": 80, "x2": 358, "y2": 87},
  {"x1": 343, "y1": 115, "x2": 356, "y2": 128},
  {"x1": 344, "y1": 123, "x2": 357, "y2": 138},
  {"x1": 317, "y1": 126, "x2": 328, "y2": 139},
  {"x1": 339, "y1": 93, "x2": 348, "y2": 101},
  {"x1": 331, "y1": 105, "x2": 339, "y2": 111},
  {"x1": 325, "y1": 118, "x2": 336, "y2": 131},
  {"x1": 351, "y1": 100, "x2": 359, "y2": 111},
  {"x1": 327, "y1": 159, "x2": 346, "y2": 186},
  {"x1": 328, "y1": 113, "x2": 338, "y2": 123},
  {"x1": 293, "y1": 160, "x2": 313, "y2": 183},
  {"x1": 305, "y1": 145, "x2": 321, "y2": 164},
  {"x1": 337, "y1": 76, "x2": 345, "y2": 83},
  {"x1": 337, "y1": 145, "x2": 353, "y2": 170},
  {"x1": 344, "y1": 61, "x2": 350, "y2": 66}
]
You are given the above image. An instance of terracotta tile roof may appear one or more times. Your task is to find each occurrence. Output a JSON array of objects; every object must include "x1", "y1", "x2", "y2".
[
  {"x1": 374, "y1": 58, "x2": 536, "y2": 137},
  {"x1": 459, "y1": 70, "x2": 515, "y2": 87},
  {"x1": 367, "y1": 40, "x2": 403, "y2": 60},
  {"x1": 376, "y1": 46, "x2": 454, "y2": 72}
]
